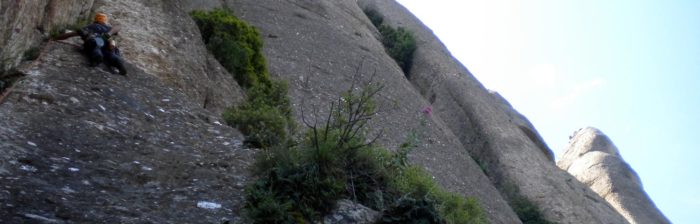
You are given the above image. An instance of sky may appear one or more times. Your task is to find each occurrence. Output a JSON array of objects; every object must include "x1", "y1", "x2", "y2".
[{"x1": 395, "y1": 0, "x2": 699, "y2": 223}]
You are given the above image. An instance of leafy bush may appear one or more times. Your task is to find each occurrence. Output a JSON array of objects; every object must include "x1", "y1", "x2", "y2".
[
  {"x1": 223, "y1": 80, "x2": 293, "y2": 147},
  {"x1": 364, "y1": 8, "x2": 384, "y2": 27},
  {"x1": 48, "y1": 16, "x2": 91, "y2": 39},
  {"x1": 379, "y1": 196, "x2": 444, "y2": 224},
  {"x1": 390, "y1": 165, "x2": 487, "y2": 224},
  {"x1": 22, "y1": 47, "x2": 40, "y2": 61},
  {"x1": 502, "y1": 183, "x2": 556, "y2": 224},
  {"x1": 190, "y1": 9, "x2": 268, "y2": 88},
  {"x1": 437, "y1": 192, "x2": 487, "y2": 224},
  {"x1": 379, "y1": 26, "x2": 417, "y2": 74},
  {"x1": 223, "y1": 102, "x2": 288, "y2": 147},
  {"x1": 362, "y1": 8, "x2": 417, "y2": 75},
  {"x1": 243, "y1": 83, "x2": 487, "y2": 223},
  {"x1": 191, "y1": 9, "x2": 293, "y2": 147}
]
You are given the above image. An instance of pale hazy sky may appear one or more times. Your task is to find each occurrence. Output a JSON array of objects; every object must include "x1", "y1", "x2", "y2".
[{"x1": 396, "y1": 0, "x2": 700, "y2": 223}]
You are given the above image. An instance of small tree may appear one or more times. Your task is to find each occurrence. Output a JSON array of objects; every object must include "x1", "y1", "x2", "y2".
[{"x1": 362, "y1": 8, "x2": 417, "y2": 76}]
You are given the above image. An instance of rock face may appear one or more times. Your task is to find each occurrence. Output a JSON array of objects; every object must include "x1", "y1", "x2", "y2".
[
  {"x1": 1, "y1": 0, "x2": 243, "y2": 115},
  {"x1": 360, "y1": 0, "x2": 629, "y2": 223},
  {"x1": 323, "y1": 200, "x2": 381, "y2": 224},
  {"x1": 1, "y1": 0, "x2": 254, "y2": 222},
  {"x1": 1, "y1": 0, "x2": 94, "y2": 74},
  {"x1": 558, "y1": 127, "x2": 671, "y2": 224},
  {"x1": 202, "y1": 0, "x2": 520, "y2": 223},
  {"x1": 0, "y1": 40, "x2": 254, "y2": 223},
  {"x1": 0, "y1": 0, "x2": 667, "y2": 223},
  {"x1": 96, "y1": 0, "x2": 245, "y2": 114}
]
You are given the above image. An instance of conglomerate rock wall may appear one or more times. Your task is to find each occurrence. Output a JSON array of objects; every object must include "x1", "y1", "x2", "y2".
[{"x1": 0, "y1": 0, "x2": 666, "y2": 223}]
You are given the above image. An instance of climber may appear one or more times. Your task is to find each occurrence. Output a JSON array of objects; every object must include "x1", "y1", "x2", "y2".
[{"x1": 53, "y1": 12, "x2": 127, "y2": 75}]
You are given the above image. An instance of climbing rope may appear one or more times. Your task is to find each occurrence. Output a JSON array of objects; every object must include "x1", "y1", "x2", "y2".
[{"x1": 0, "y1": 39, "x2": 80, "y2": 105}]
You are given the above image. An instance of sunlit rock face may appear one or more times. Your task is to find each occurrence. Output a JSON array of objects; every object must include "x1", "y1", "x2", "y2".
[
  {"x1": 1, "y1": 0, "x2": 666, "y2": 223},
  {"x1": 202, "y1": 0, "x2": 523, "y2": 223},
  {"x1": 358, "y1": 0, "x2": 629, "y2": 223},
  {"x1": 559, "y1": 127, "x2": 671, "y2": 224}
]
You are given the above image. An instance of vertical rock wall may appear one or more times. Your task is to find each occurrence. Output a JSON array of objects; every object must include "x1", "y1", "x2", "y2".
[
  {"x1": 95, "y1": 0, "x2": 244, "y2": 114},
  {"x1": 198, "y1": 0, "x2": 523, "y2": 223},
  {"x1": 358, "y1": 0, "x2": 629, "y2": 223},
  {"x1": 0, "y1": 0, "x2": 94, "y2": 74},
  {"x1": 1, "y1": 0, "x2": 666, "y2": 222}
]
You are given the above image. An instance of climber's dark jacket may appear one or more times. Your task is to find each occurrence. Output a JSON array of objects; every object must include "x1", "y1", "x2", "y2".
[{"x1": 79, "y1": 23, "x2": 120, "y2": 66}]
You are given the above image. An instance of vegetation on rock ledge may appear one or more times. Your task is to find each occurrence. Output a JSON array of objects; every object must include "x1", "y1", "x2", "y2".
[
  {"x1": 243, "y1": 83, "x2": 487, "y2": 223},
  {"x1": 191, "y1": 9, "x2": 294, "y2": 147},
  {"x1": 192, "y1": 8, "x2": 486, "y2": 224},
  {"x1": 363, "y1": 8, "x2": 417, "y2": 76},
  {"x1": 502, "y1": 183, "x2": 557, "y2": 224}
]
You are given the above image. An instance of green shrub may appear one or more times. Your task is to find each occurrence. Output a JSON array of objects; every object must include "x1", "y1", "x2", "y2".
[
  {"x1": 502, "y1": 183, "x2": 556, "y2": 224},
  {"x1": 243, "y1": 83, "x2": 487, "y2": 223},
  {"x1": 379, "y1": 25, "x2": 417, "y2": 74},
  {"x1": 223, "y1": 80, "x2": 293, "y2": 147},
  {"x1": 191, "y1": 9, "x2": 294, "y2": 147},
  {"x1": 223, "y1": 103, "x2": 288, "y2": 147},
  {"x1": 22, "y1": 47, "x2": 40, "y2": 61},
  {"x1": 48, "y1": 16, "x2": 91, "y2": 39},
  {"x1": 361, "y1": 8, "x2": 417, "y2": 75},
  {"x1": 190, "y1": 9, "x2": 268, "y2": 89},
  {"x1": 363, "y1": 8, "x2": 384, "y2": 27},
  {"x1": 391, "y1": 166, "x2": 488, "y2": 224},
  {"x1": 379, "y1": 196, "x2": 444, "y2": 224},
  {"x1": 436, "y1": 192, "x2": 487, "y2": 224},
  {"x1": 243, "y1": 182, "x2": 295, "y2": 223}
]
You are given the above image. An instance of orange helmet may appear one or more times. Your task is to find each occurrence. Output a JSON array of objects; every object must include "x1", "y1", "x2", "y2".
[{"x1": 94, "y1": 13, "x2": 108, "y2": 24}]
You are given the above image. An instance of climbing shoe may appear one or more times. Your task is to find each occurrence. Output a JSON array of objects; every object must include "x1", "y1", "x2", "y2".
[{"x1": 113, "y1": 58, "x2": 127, "y2": 76}]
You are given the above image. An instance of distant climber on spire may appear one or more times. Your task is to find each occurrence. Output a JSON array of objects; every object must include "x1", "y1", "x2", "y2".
[{"x1": 53, "y1": 12, "x2": 127, "y2": 75}]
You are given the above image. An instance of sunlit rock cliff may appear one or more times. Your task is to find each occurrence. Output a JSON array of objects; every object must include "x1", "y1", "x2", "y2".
[
  {"x1": 558, "y1": 127, "x2": 671, "y2": 224},
  {"x1": 0, "y1": 0, "x2": 665, "y2": 223}
]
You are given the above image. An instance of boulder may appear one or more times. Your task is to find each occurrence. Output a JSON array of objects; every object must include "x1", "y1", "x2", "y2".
[
  {"x1": 558, "y1": 127, "x2": 671, "y2": 224},
  {"x1": 322, "y1": 200, "x2": 381, "y2": 224}
]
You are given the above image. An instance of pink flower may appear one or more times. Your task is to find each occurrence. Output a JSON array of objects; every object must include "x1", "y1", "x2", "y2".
[{"x1": 421, "y1": 106, "x2": 433, "y2": 116}]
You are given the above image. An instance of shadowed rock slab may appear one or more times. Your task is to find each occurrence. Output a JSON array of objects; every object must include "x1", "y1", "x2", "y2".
[
  {"x1": 0, "y1": 43, "x2": 254, "y2": 223},
  {"x1": 558, "y1": 127, "x2": 670, "y2": 224},
  {"x1": 1, "y1": 0, "x2": 94, "y2": 74}
]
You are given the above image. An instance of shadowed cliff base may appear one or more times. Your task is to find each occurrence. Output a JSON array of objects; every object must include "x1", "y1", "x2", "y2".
[{"x1": 0, "y1": 43, "x2": 255, "y2": 223}]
